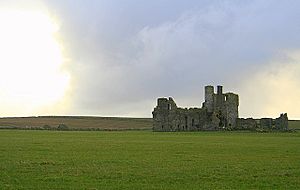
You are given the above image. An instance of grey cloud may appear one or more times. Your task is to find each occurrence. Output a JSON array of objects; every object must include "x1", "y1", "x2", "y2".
[{"x1": 44, "y1": 1, "x2": 300, "y2": 117}]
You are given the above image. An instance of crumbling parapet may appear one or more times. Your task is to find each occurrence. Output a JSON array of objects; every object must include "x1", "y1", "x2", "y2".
[
  {"x1": 260, "y1": 118, "x2": 273, "y2": 129},
  {"x1": 257, "y1": 113, "x2": 289, "y2": 130}
]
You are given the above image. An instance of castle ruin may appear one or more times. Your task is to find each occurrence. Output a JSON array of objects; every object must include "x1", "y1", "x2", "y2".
[{"x1": 152, "y1": 85, "x2": 288, "y2": 131}]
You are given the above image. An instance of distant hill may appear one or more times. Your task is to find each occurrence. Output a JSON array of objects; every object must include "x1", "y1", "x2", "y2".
[
  {"x1": 0, "y1": 116, "x2": 299, "y2": 130},
  {"x1": 287, "y1": 120, "x2": 300, "y2": 130},
  {"x1": 0, "y1": 116, "x2": 153, "y2": 130}
]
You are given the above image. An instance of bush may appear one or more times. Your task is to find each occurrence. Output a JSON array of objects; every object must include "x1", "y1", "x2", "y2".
[
  {"x1": 43, "y1": 125, "x2": 52, "y2": 130},
  {"x1": 57, "y1": 124, "x2": 69, "y2": 131}
]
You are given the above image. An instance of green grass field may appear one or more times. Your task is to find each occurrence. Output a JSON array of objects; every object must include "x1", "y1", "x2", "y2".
[{"x1": 0, "y1": 130, "x2": 299, "y2": 189}]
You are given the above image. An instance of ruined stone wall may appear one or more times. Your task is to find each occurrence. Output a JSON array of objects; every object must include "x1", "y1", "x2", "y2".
[
  {"x1": 236, "y1": 118, "x2": 257, "y2": 130},
  {"x1": 255, "y1": 113, "x2": 288, "y2": 131},
  {"x1": 259, "y1": 118, "x2": 273, "y2": 129},
  {"x1": 153, "y1": 96, "x2": 214, "y2": 131},
  {"x1": 153, "y1": 85, "x2": 288, "y2": 132},
  {"x1": 153, "y1": 85, "x2": 240, "y2": 131},
  {"x1": 275, "y1": 113, "x2": 288, "y2": 130},
  {"x1": 186, "y1": 108, "x2": 209, "y2": 130},
  {"x1": 152, "y1": 98, "x2": 169, "y2": 131}
]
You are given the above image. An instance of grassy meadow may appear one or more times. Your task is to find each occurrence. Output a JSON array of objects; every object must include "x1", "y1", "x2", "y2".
[{"x1": 0, "y1": 130, "x2": 299, "y2": 189}]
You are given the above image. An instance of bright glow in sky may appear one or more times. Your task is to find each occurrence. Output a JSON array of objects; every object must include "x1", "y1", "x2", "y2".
[{"x1": 0, "y1": 10, "x2": 69, "y2": 116}]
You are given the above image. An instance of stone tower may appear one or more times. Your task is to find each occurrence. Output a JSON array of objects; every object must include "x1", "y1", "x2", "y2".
[
  {"x1": 214, "y1": 85, "x2": 226, "y2": 112},
  {"x1": 202, "y1": 85, "x2": 239, "y2": 129},
  {"x1": 224, "y1": 92, "x2": 239, "y2": 128},
  {"x1": 204, "y1": 85, "x2": 214, "y2": 113},
  {"x1": 152, "y1": 97, "x2": 178, "y2": 131}
]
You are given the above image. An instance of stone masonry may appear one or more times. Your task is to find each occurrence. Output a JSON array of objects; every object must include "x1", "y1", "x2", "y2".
[{"x1": 152, "y1": 85, "x2": 288, "y2": 131}]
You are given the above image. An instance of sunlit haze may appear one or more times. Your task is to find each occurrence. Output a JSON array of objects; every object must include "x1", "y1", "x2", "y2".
[{"x1": 0, "y1": 9, "x2": 69, "y2": 116}]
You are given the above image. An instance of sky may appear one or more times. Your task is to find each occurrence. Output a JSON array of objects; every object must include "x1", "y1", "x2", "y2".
[{"x1": 0, "y1": 0, "x2": 300, "y2": 119}]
